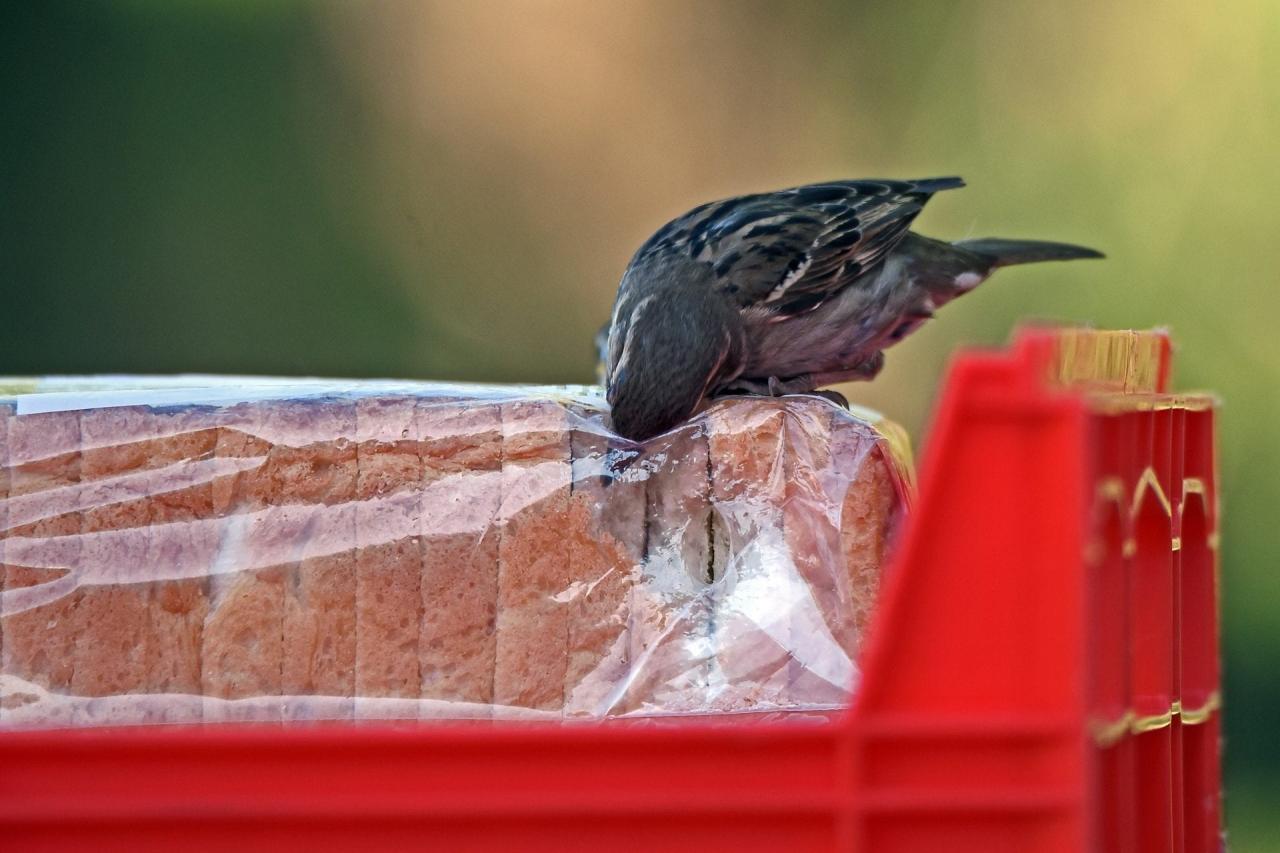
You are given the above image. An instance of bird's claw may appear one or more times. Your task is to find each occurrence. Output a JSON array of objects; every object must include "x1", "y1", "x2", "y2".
[
  {"x1": 721, "y1": 376, "x2": 810, "y2": 397},
  {"x1": 807, "y1": 389, "x2": 849, "y2": 409},
  {"x1": 721, "y1": 375, "x2": 849, "y2": 410}
]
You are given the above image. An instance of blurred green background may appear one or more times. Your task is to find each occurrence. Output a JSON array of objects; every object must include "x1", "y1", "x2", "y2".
[{"x1": 3, "y1": 1, "x2": 1276, "y2": 845}]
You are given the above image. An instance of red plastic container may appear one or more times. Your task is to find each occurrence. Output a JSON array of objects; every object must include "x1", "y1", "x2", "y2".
[{"x1": 0, "y1": 327, "x2": 1222, "y2": 852}]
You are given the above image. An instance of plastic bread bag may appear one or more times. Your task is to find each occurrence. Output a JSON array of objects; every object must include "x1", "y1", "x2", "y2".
[{"x1": 0, "y1": 378, "x2": 911, "y2": 728}]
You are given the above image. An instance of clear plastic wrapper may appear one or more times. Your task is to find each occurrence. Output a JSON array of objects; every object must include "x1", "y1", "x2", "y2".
[{"x1": 0, "y1": 378, "x2": 910, "y2": 728}]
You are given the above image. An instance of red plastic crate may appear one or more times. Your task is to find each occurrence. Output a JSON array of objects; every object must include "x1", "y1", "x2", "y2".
[{"x1": 0, "y1": 327, "x2": 1222, "y2": 852}]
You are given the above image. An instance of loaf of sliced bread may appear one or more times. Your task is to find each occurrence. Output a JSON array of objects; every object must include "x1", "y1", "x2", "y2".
[{"x1": 0, "y1": 385, "x2": 905, "y2": 727}]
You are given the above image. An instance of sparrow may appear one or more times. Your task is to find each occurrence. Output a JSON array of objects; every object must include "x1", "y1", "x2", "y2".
[{"x1": 603, "y1": 177, "x2": 1102, "y2": 442}]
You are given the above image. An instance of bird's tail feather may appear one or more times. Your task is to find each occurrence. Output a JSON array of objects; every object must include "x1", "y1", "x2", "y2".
[
  {"x1": 955, "y1": 238, "x2": 1104, "y2": 268},
  {"x1": 910, "y1": 176, "x2": 966, "y2": 194}
]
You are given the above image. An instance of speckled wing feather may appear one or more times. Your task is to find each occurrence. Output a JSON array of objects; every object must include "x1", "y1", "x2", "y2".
[{"x1": 641, "y1": 177, "x2": 965, "y2": 319}]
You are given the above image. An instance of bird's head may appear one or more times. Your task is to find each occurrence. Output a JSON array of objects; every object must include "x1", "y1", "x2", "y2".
[{"x1": 604, "y1": 268, "x2": 741, "y2": 442}]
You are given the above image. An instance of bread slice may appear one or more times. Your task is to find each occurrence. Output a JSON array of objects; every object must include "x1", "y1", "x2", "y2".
[
  {"x1": 144, "y1": 406, "x2": 218, "y2": 719},
  {"x1": 563, "y1": 402, "x2": 644, "y2": 717},
  {"x1": 418, "y1": 399, "x2": 503, "y2": 716},
  {"x1": 618, "y1": 423, "x2": 716, "y2": 715},
  {"x1": 493, "y1": 399, "x2": 572, "y2": 715},
  {"x1": 202, "y1": 402, "x2": 285, "y2": 724},
  {"x1": 838, "y1": 439, "x2": 898, "y2": 648},
  {"x1": 706, "y1": 398, "x2": 901, "y2": 713},
  {"x1": 272, "y1": 400, "x2": 357, "y2": 723},
  {"x1": 2, "y1": 410, "x2": 82, "y2": 704},
  {"x1": 706, "y1": 398, "x2": 792, "y2": 712},
  {"x1": 72, "y1": 407, "x2": 154, "y2": 724},
  {"x1": 779, "y1": 402, "x2": 879, "y2": 707},
  {"x1": 354, "y1": 396, "x2": 423, "y2": 719}
]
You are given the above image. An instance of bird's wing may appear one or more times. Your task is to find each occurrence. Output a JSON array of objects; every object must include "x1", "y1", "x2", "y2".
[{"x1": 683, "y1": 177, "x2": 964, "y2": 317}]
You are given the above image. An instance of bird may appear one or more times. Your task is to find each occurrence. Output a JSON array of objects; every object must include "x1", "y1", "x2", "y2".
[{"x1": 602, "y1": 177, "x2": 1102, "y2": 442}]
